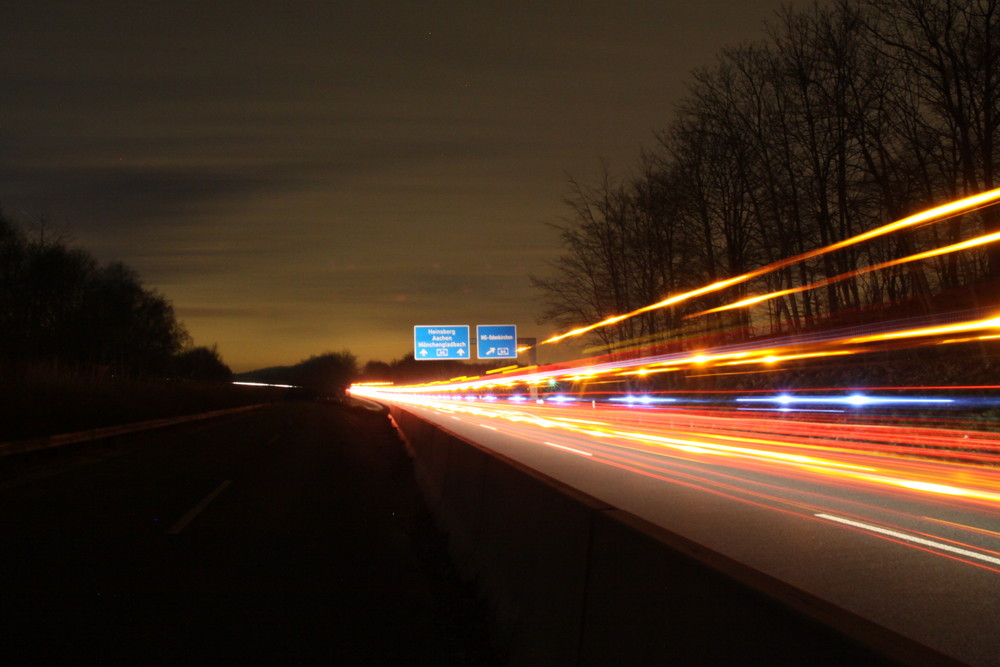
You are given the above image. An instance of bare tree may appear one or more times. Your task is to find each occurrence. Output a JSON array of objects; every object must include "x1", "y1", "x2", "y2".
[
  {"x1": 535, "y1": 0, "x2": 1000, "y2": 359},
  {"x1": 861, "y1": 0, "x2": 1000, "y2": 278}
]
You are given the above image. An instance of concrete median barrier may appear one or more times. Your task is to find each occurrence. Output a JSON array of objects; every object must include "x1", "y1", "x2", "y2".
[
  {"x1": 474, "y1": 449, "x2": 608, "y2": 665},
  {"x1": 388, "y1": 406, "x2": 952, "y2": 666}
]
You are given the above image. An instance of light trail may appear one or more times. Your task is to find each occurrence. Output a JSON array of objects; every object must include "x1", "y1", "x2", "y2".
[
  {"x1": 360, "y1": 308, "x2": 1000, "y2": 398},
  {"x1": 361, "y1": 389, "x2": 1000, "y2": 581},
  {"x1": 815, "y1": 514, "x2": 1000, "y2": 568},
  {"x1": 695, "y1": 229, "x2": 1000, "y2": 317},
  {"x1": 351, "y1": 188, "x2": 1000, "y2": 665},
  {"x1": 848, "y1": 314, "x2": 1000, "y2": 343},
  {"x1": 541, "y1": 186, "x2": 1000, "y2": 345},
  {"x1": 543, "y1": 441, "x2": 594, "y2": 457},
  {"x1": 363, "y1": 389, "x2": 1000, "y2": 502}
]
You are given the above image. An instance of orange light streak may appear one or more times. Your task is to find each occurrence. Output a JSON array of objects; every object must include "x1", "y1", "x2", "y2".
[
  {"x1": 849, "y1": 314, "x2": 1000, "y2": 343},
  {"x1": 354, "y1": 310, "x2": 994, "y2": 392},
  {"x1": 720, "y1": 350, "x2": 856, "y2": 366},
  {"x1": 543, "y1": 187, "x2": 1000, "y2": 344},
  {"x1": 486, "y1": 365, "x2": 521, "y2": 375},
  {"x1": 372, "y1": 393, "x2": 1000, "y2": 502},
  {"x1": 372, "y1": 392, "x2": 1000, "y2": 576},
  {"x1": 697, "y1": 229, "x2": 1000, "y2": 317}
]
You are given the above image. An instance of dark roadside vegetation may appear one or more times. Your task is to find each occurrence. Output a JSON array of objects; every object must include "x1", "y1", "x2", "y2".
[
  {"x1": 0, "y1": 213, "x2": 500, "y2": 663},
  {"x1": 0, "y1": 211, "x2": 268, "y2": 443},
  {"x1": 527, "y1": 0, "x2": 1000, "y2": 424},
  {"x1": 0, "y1": 212, "x2": 365, "y2": 443},
  {"x1": 0, "y1": 366, "x2": 276, "y2": 443}
]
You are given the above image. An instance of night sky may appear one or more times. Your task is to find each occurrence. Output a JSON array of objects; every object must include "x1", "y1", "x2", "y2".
[{"x1": 1, "y1": 1, "x2": 797, "y2": 372}]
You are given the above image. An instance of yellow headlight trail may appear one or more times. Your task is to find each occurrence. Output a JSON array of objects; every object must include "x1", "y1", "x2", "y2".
[
  {"x1": 697, "y1": 229, "x2": 1000, "y2": 318},
  {"x1": 542, "y1": 186, "x2": 1000, "y2": 345},
  {"x1": 398, "y1": 395, "x2": 1000, "y2": 507}
]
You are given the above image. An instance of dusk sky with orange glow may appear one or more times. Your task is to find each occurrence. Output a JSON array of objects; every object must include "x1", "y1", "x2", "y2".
[{"x1": 1, "y1": 1, "x2": 799, "y2": 372}]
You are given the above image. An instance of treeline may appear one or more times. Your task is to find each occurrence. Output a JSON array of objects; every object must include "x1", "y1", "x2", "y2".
[
  {"x1": 535, "y1": 0, "x2": 1000, "y2": 355},
  {"x1": 245, "y1": 351, "x2": 498, "y2": 395},
  {"x1": 243, "y1": 351, "x2": 358, "y2": 396},
  {"x1": 0, "y1": 210, "x2": 230, "y2": 381},
  {"x1": 358, "y1": 354, "x2": 502, "y2": 386}
]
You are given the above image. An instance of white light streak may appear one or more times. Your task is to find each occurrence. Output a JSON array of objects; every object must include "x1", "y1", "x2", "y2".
[
  {"x1": 543, "y1": 441, "x2": 594, "y2": 457},
  {"x1": 815, "y1": 514, "x2": 1000, "y2": 566}
]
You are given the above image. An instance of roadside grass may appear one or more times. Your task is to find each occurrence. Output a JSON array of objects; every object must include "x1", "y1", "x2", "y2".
[{"x1": 0, "y1": 365, "x2": 276, "y2": 443}]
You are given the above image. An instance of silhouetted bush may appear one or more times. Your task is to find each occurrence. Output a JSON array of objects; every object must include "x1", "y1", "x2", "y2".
[{"x1": 171, "y1": 345, "x2": 233, "y2": 382}]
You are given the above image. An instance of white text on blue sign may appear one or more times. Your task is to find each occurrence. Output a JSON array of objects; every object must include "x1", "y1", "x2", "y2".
[
  {"x1": 476, "y1": 325, "x2": 518, "y2": 359},
  {"x1": 414, "y1": 325, "x2": 471, "y2": 360}
]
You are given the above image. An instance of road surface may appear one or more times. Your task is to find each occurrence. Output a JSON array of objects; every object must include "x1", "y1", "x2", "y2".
[
  {"x1": 0, "y1": 401, "x2": 495, "y2": 665},
  {"x1": 373, "y1": 394, "x2": 1000, "y2": 666}
]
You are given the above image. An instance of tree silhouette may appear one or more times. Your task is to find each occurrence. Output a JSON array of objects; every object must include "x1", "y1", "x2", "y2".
[
  {"x1": 535, "y1": 0, "x2": 1000, "y2": 354},
  {"x1": 0, "y1": 213, "x2": 191, "y2": 377},
  {"x1": 171, "y1": 345, "x2": 233, "y2": 382},
  {"x1": 291, "y1": 351, "x2": 358, "y2": 396}
]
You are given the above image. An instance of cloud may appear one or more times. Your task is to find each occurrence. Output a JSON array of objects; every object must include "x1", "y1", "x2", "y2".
[{"x1": 1, "y1": 0, "x2": 800, "y2": 371}]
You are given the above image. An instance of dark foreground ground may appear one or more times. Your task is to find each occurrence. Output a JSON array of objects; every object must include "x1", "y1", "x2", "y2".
[{"x1": 0, "y1": 401, "x2": 499, "y2": 665}]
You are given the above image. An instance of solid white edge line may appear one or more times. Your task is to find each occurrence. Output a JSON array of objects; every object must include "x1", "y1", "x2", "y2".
[
  {"x1": 815, "y1": 513, "x2": 1000, "y2": 566},
  {"x1": 167, "y1": 480, "x2": 233, "y2": 535},
  {"x1": 543, "y1": 441, "x2": 594, "y2": 457}
]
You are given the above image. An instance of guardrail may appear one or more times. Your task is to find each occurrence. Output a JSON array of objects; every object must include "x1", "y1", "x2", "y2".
[
  {"x1": 0, "y1": 404, "x2": 268, "y2": 458},
  {"x1": 389, "y1": 405, "x2": 958, "y2": 666}
]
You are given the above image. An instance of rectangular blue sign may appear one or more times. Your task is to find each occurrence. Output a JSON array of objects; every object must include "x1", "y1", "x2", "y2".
[
  {"x1": 414, "y1": 325, "x2": 470, "y2": 360},
  {"x1": 477, "y1": 325, "x2": 518, "y2": 359}
]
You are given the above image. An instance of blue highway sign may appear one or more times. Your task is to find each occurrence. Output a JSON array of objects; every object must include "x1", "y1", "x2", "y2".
[
  {"x1": 477, "y1": 325, "x2": 518, "y2": 359},
  {"x1": 414, "y1": 325, "x2": 470, "y2": 360}
]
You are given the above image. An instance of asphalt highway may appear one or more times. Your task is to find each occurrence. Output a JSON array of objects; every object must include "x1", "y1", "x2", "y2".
[
  {"x1": 379, "y1": 396, "x2": 1000, "y2": 667},
  {"x1": 0, "y1": 401, "x2": 495, "y2": 665}
]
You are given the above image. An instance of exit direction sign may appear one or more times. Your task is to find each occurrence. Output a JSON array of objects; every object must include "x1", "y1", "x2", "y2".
[
  {"x1": 414, "y1": 325, "x2": 470, "y2": 360},
  {"x1": 477, "y1": 325, "x2": 518, "y2": 359}
]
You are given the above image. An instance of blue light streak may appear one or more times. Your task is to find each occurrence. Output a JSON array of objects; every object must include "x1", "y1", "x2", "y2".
[{"x1": 735, "y1": 393, "x2": 955, "y2": 408}]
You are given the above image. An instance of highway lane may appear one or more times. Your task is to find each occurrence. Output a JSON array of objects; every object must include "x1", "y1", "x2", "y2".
[
  {"x1": 372, "y1": 394, "x2": 1000, "y2": 666},
  {"x1": 0, "y1": 402, "x2": 493, "y2": 665}
]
